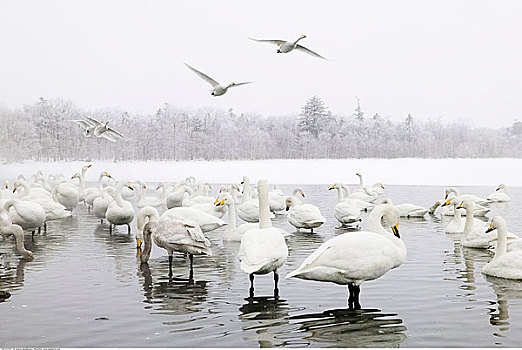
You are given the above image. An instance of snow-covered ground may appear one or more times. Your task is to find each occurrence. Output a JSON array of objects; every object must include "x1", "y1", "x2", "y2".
[{"x1": 1, "y1": 158, "x2": 521, "y2": 186}]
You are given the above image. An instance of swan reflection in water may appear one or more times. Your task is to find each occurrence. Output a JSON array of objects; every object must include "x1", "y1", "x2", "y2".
[
  {"x1": 239, "y1": 296, "x2": 295, "y2": 347},
  {"x1": 290, "y1": 307, "x2": 407, "y2": 347},
  {"x1": 138, "y1": 261, "x2": 208, "y2": 316},
  {"x1": 485, "y1": 275, "x2": 522, "y2": 336},
  {"x1": 0, "y1": 256, "x2": 28, "y2": 303}
]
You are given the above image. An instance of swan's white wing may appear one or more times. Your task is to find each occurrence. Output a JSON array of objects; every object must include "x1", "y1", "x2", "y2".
[
  {"x1": 249, "y1": 37, "x2": 285, "y2": 46},
  {"x1": 100, "y1": 132, "x2": 118, "y2": 142},
  {"x1": 185, "y1": 63, "x2": 219, "y2": 87},
  {"x1": 106, "y1": 127, "x2": 126, "y2": 140},
  {"x1": 71, "y1": 119, "x2": 93, "y2": 129},
  {"x1": 83, "y1": 116, "x2": 103, "y2": 126},
  {"x1": 295, "y1": 44, "x2": 327, "y2": 59},
  {"x1": 229, "y1": 81, "x2": 253, "y2": 88}
]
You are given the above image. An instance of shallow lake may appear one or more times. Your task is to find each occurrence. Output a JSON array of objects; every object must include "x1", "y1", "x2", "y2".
[{"x1": 1, "y1": 183, "x2": 522, "y2": 347}]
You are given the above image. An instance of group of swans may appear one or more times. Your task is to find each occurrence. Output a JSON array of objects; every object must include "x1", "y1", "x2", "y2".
[{"x1": 186, "y1": 35, "x2": 325, "y2": 97}]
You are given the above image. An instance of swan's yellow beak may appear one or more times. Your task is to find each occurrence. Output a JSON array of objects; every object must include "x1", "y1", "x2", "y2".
[
  {"x1": 381, "y1": 184, "x2": 385, "y2": 189},
  {"x1": 392, "y1": 222, "x2": 400, "y2": 238},
  {"x1": 486, "y1": 224, "x2": 495, "y2": 233},
  {"x1": 301, "y1": 34, "x2": 306, "y2": 38},
  {"x1": 142, "y1": 183, "x2": 147, "y2": 189},
  {"x1": 86, "y1": 164, "x2": 92, "y2": 168},
  {"x1": 105, "y1": 172, "x2": 112, "y2": 178},
  {"x1": 12, "y1": 187, "x2": 17, "y2": 193},
  {"x1": 456, "y1": 202, "x2": 464, "y2": 209},
  {"x1": 136, "y1": 238, "x2": 142, "y2": 249},
  {"x1": 71, "y1": 174, "x2": 77, "y2": 179},
  {"x1": 214, "y1": 198, "x2": 219, "y2": 204},
  {"x1": 128, "y1": 185, "x2": 134, "y2": 190},
  {"x1": 329, "y1": 185, "x2": 335, "y2": 190},
  {"x1": 442, "y1": 199, "x2": 451, "y2": 207},
  {"x1": 4, "y1": 182, "x2": 8, "y2": 189},
  {"x1": 301, "y1": 191, "x2": 305, "y2": 197}
]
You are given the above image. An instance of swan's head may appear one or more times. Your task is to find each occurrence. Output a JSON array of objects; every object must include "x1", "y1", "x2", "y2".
[
  {"x1": 486, "y1": 216, "x2": 507, "y2": 234},
  {"x1": 241, "y1": 176, "x2": 250, "y2": 185},
  {"x1": 374, "y1": 204, "x2": 400, "y2": 238},
  {"x1": 4, "y1": 181, "x2": 7, "y2": 189},
  {"x1": 456, "y1": 200, "x2": 473, "y2": 211},
  {"x1": 301, "y1": 34, "x2": 306, "y2": 39},
  {"x1": 496, "y1": 184, "x2": 506, "y2": 191},
  {"x1": 103, "y1": 172, "x2": 112, "y2": 179},
  {"x1": 141, "y1": 182, "x2": 147, "y2": 190},
  {"x1": 285, "y1": 196, "x2": 300, "y2": 210},
  {"x1": 375, "y1": 182, "x2": 385, "y2": 189},
  {"x1": 71, "y1": 173, "x2": 79, "y2": 179},
  {"x1": 83, "y1": 164, "x2": 92, "y2": 170},
  {"x1": 441, "y1": 194, "x2": 460, "y2": 207},
  {"x1": 329, "y1": 183, "x2": 341, "y2": 190},
  {"x1": 444, "y1": 187, "x2": 458, "y2": 199},
  {"x1": 355, "y1": 172, "x2": 361, "y2": 177}
]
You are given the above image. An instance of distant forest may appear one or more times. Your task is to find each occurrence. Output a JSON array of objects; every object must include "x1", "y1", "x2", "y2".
[{"x1": 1, "y1": 96, "x2": 521, "y2": 162}]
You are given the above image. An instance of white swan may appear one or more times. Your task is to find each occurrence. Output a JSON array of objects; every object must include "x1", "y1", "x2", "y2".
[
  {"x1": 1, "y1": 181, "x2": 12, "y2": 199},
  {"x1": 137, "y1": 182, "x2": 168, "y2": 208},
  {"x1": 286, "y1": 187, "x2": 306, "y2": 205},
  {"x1": 72, "y1": 164, "x2": 91, "y2": 202},
  {"x1": 268, "y1": 187, "x2": 286, "y2": 213},
  {"x1": 285, "y1": 196, "x2": 326, "y2": 232},
  {"x1": 0, "y1": 208, "x2": 34, "y2": 260},
  {"x1": 237, "y1": 197, "x2": 276, "y2": 223},
  {"x1": 328, "y1": 183, "x2": 362, "y2": 226},
  {"x1": 381, "y1": 198, "x2": 428, "y2": 218},
  {"x1": 139, "y1": 215, "x2": 212, "y2": 278},
  {"x1": 482, "y1": 217, "x2": 522, "y2": 280},
  {"x1": 354, "y1": 172, "x2": 383, "y2": 198},
  {"x1": 249, "y1": 35, "x2": 326, "y2": 59},
  {"x1": 486, "y1": 184, "x2": 510, "y2": 202},
  {"x1": 81, "y1": 116, "x2": 126, "y2": 142},
  {"x1": 14, "y1": 180, "x2": 71, "y2": 221},
  {"x1": 457, "y1": 201, "x2": 517, "y2": 248},
  {"x1": 93, "y1": 187, "x2": 115, "y2": 224},
  {"x1": 441, "y1": 196, "x2": 466, "y2": 234},
  {"x1": 286, "y1": 204, "x2": 405, "y2": 309},
  {"x1": 85, "y1": 171, "x2": 112, "y2": 209},
  {"x1": 160, "y1": 207, "x2": 226, "y2": 233},
  {"x1": 105, "y1": 180, "x2": 135, "y2": 234},
  {"x1": 215, "y1": 193, "x2": 290, "y2": 242},
  {"x1": 181, "y1": 191, "x2": 215, "y2": 207},
  {"x1": 52, "y1": 182, "x2": 79, "y2": 211},
  {"x1": 3, "y1": 198, "x2": 46, "y2": 233},
  {"x1": 166, "y1": 184, "x2": 191, "y2": 208},
  {"x1": 238, "y1": 179, "x2": 288, "y2": 297},
  {"x1": 430, "y1": 198, "x2": 490, "y2": 217},
  {"x1": 445, "y1": 187, "x2": 488, "y2": 206},
  {"x1": 190, "y1": 200, "x2": 227, "y2": 218},
  {"x1": 185, "y1": 63, "x2": 252, "y2": 96}
]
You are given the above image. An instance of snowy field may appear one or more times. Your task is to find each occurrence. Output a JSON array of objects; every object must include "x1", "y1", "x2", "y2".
[{"x1": 1, "y1": 158, "x2": 522, "y2": 186}]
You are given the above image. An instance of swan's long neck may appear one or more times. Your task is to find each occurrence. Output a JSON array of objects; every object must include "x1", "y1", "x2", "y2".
[
  {"x1": 159, "y1": 184, "x2": 170, "y2": 202},
  {"x1": 334, "y1": 187, "x2": 344, "y2": 201},
  {"x1": 140, "y1": 223, "x2": 155, "y2": 263},
  {"x1": 16, "y1": 180, "x2": 31, "y2": 198},
  {"x1": 494, "y1": 224, "x2": 508, "y2": 259},
  {"x1": 242, "y1": 180, "x2": 252, "y2": 203},
  {"x1": 341, "y1": 184, "x2": 350, "y2": 198},
  {"x1": 114, "y1": 183, "x2": 125, "y2": 207},
  {"x1": 357, "y1": 174, "x2": 364, "y2": 187},
  {"x1": 293, "y1": 36, "x2": 305, "y2": 47},
  {"x1": 225, "y1": 199, "x2": 237, "y2": 231},
  {"x1": 429, "y1": 200, "x2": 441, "y2": 214},
  {"x1": 79, "y1": 171, "x2": 86, "y2": 191},
  {"x1": 137, "y1": 207, "x2": 159, "y2": 233},
  {"x1": 229, "y1": 185, "x2": 238, "y2": 203},
  {"x1": 367, "y1": 206, "x2": 387, "y2": 235},
  {"x1": 11, "y1": 225, "x2": 32, "y2": 258},
  {"x1": 97, "y1": 173, "x2": 105, "y2": 192},
  {"x1": 463, "y1": 205, "x2": 474, "y2": 239},
  {"x1": 257, "y1": 180, "x2": 271, "y2": 229}
]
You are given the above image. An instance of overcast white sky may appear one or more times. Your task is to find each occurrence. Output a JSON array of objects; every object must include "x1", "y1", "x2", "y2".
[{"x1": 0, "y1": 0, "x2": 521, "y2": 127}]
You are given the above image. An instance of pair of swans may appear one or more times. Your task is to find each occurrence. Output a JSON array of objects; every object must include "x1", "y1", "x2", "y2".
[
  {"x1": 238, "y1": 179, "x2": 288, "y2": 298},
  {"x1": 329, "y1": 183, "x2": 364, "y2": 226},
  {"x1": 287, "y1": 204, "x2": 405, "y2": 309},
  {"x1": 84, "y1": 171, "x2": 113, "y2": 209},
  {"x1": 72, "y1": 116, "x2": 126, "y2": 142},
  {"x1": 0, "y1": 208, "x2": 34, "y2": 260},
  {"x1": 483, "y1": 217, "x2": 522, "y2": 280},
  {"x1": 354, "y1": 172, "x2": 384, "y2": 198},
  {"x1": 93, "y1": 187, "x2": 115, "y2": 223},
  {"x1": 3, "y1": 198, "x2": 46, "y2": 234}
]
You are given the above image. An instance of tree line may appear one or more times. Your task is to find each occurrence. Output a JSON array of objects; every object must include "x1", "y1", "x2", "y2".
[{"x1": 1, "y1": 96, "x2": 521, "y2": 162}]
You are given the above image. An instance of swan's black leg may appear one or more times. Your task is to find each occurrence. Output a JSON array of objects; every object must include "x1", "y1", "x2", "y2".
[
  {"x1": 109, "y1": 224, "x2": 112, "y2": 234},
  {"x1": 353, "y1": 284, "x2": 361, "y2": 310},
  {"x1": 168, "y1": 255, "x2": 173, "y2": 277},
  {"x1": 127, "y1": 224, "x2": 131, "y2": 234},
  {"x1": 348, "y1": 283, "x2": 354, "y2": 309},
  {"x1": 274, "y1": 271, "x2": 279, "y2": 298},
  {"x1": 311, "y1": 228, "x2": 314, "y2": 233},
  {"x1": 249, "y1": 274, "x2": 255, "y2": 298},
  {"x1": 44, "y1": 222, "x2": 47, "y2": 232},
  {"x1": 189, "y1": 254, "x2": 194, "y2": 280},
  {"x1": 100, "y1": 219, "x2": 103, "y2": 224}
]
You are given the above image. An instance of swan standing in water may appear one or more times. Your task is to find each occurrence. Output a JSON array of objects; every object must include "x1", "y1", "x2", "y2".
[
  {"x1": 444, "y1": 187, "x2": 488, "y2": 206},
  {"x1": 486, "y1": 184, "x2": 510, "y2": 202},
  {"x1": 160, "y1": 206, "x2": 226, "y2": 233},
  {"x1": 140, "y1": 216, "x2": 212, "y2": 279},
  {"x1": 328, "y1": 183, "x2": 362, "y2": 227},
  {"x1": 0, "y1": 208, "x2": 34, "y2": 260},
  {"x1": 286, "y1": 204, "x2": 405, "y2": 309},
  {"x1": 72, "y1": 164, "x2": 91, "y2": 203},
  {"x1": 441, "y1": 196, "x2": 466, "y2": 233},
  {"x1": 84, "y1": 171, "x2": 112, "y2": 209},
  {"x1": 238, "y1": 179, "x2": 288, "y2": 298},
  {"x1": 185, "y1": 63, "x2": 252, "y2": 96},
  {"x1": 93, "y1": 187, "x2": 115, "y2": 224},
  {"x1": 285, "y1": 196, "x2": 325, "y2": 233},
  {"x1": 249, "y1": 35, "x2": 326, "y2": 59},
  {"x1": 483, "y1": 217, "x2": 522, "y2": 280},
  {"x1": 105, "y1": 180, "x2": 134, "y2": 234}
]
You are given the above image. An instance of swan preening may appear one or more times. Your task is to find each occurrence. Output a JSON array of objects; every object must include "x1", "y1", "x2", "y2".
[
  {"x1": 249, "y1": 35, "x2": 327, "y2": 59},
  {"x1": 185, "y1": 63, "x2": 252, "y2": 96},
  {"x1": 287, "y1": 204, "x2": 405, "y2": 309}
]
